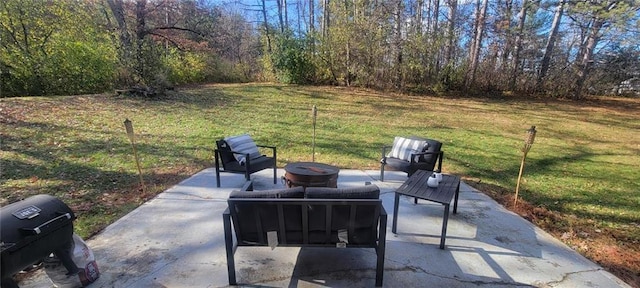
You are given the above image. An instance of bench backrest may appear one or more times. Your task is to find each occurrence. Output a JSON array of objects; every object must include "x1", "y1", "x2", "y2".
[{"x1": 227, "y1": 198, "x2": 384, "y2": 247}]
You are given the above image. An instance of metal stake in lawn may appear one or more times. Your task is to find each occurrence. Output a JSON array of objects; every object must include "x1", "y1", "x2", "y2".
[
  {"x1": 311, "y1": 105, "x2": 317, "y2": 162},
  {"x1": 124, "y1": 119, "x2": 145, "y2": 192},
  {"x1": 514, "y1": 125, "x2": 536, "y2": 207}
]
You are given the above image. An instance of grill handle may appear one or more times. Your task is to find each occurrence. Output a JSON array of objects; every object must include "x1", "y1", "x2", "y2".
[{"x1": 20, "y1": 213, "x2": 72, "y2": 235}]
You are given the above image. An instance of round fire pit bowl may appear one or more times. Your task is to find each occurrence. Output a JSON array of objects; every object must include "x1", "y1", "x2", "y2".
[{"x1": 283, "y1": 162, "x2": 340, "y2": 189}]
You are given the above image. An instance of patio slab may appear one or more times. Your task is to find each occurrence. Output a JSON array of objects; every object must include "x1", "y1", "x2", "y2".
[{"x1": 18, "y1": 168, "x2": 631, "y2": 287}]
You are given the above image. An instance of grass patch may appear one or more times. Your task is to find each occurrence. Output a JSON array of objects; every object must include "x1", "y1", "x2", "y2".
[{"x1": 1, "y1": 84, "x2": 638, "y2": 286}]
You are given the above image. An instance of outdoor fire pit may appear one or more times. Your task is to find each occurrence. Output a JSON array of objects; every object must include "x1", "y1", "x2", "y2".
[{"x1": 283, "y1": 162, "x2": 340, "y2": 189}]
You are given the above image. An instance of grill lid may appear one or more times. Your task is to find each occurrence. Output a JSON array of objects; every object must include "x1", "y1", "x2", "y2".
[{"x1": 1, "y1": 194, "x2": 76, "y2": 254}]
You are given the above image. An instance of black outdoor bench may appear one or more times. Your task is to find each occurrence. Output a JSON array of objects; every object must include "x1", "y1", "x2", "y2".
[{"x1": 223, "y1": 182, "x2": 387, "y2": 286}]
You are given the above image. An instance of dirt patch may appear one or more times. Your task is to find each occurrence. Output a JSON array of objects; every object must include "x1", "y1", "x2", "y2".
[{"x1": 468, "y1": 180, "x2": 640, "y2": 288}]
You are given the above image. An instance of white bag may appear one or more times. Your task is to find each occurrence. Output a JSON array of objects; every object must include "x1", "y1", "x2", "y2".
[
  {"x1": 44, "y1": 234, "x2": 100, "y2": 287},
  {"x1": 70, "y1": 234, "x2": 100, "y2": 285}
]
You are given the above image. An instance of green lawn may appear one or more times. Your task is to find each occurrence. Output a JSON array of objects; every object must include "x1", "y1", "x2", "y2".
[{"x1": 1, "y1": 83, "x2": 638, "y2": 283}]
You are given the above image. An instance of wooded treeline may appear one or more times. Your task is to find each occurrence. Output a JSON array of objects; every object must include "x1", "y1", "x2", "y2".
[{"x1": 1, "y1": 0, "x2": 638, "y2": 98}]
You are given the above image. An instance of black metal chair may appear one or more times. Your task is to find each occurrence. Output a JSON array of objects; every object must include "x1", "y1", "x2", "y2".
[
  {"x1": 214, "y1": 138, "x2": 277, "y2": 187},
  {"x1": 380, "y1": 136, "x2": 443, "y2": 181}
]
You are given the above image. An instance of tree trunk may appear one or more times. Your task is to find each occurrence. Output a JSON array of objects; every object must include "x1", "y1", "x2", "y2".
[
  {"x1": 414, "y1": 0, "x2": 424, "y2": 35},
  {"x1": 322, "y1": 0, "x2": 330, "y2": 40},
  {"x1": 135, "y1": 0, "x2": 147, "y2": 81},
  {"x1": 106, "y1": 0, "x2": 134, "y2": 83},
  {"x1": 432, "y1": 0, "x2": 439, "y2": 38},
  {"x1": 277, "y1": 0, "x2": 284, "y2": 32},
  {"x1": 537, "y1": 0, "x2": 564, "y2": 88},
  {"x1": 509, "y1": 0, "x2": 529, "y2": 90},
  {"x1": 444, "y1": 0, "x2": 456, "y2": 66},
  {"x1": 297, "y1": 0, "x2": 302, "y2": 34},
  {"x1": 573, "y1": 18, "x2": 603, "y2": 99},
  {"x1": 500, "y1": 0, "x2": 514, "y2": 73},
  {"x1": 394, "y1": 0, "x2": 404, "y2": 88},
  {"x1": 432, "y1": 0, "x2": 441, "y2": 76},
  {"x1": 466, "y1": 0, "x2": 488, "y2": 88},
  {"x1": 262, "y1": 0, "x2": 272, "y2": 52},
  {"x1": 284, "y1": 0, "x2": 288, "y2": 31},
  {"x1": 346, "y1": 41, "x2": 351, "y2": 86},
  {"x1": 468, "y1": 0, "x2": 480, "y2": 62},
  {"x1": 309, "y1": 0, "x2": 315, "y2": 35},
  {"x1": 106, "y1": 0, "x2": 131, "y2": 51},
  {"x1": 425, "y1": 0, "x2": 432, "y2": 35}
]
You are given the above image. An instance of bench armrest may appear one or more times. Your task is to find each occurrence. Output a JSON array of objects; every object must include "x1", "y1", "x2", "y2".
[{"x1": 240, "y1": 181, "x2": 254, "y2": 191}]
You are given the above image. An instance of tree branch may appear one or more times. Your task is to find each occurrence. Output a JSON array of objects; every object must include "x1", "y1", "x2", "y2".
[
  {"x1": 146, "y1": 31, "x2": 183, "y2": 50},
  {"x1": 152, "y1": 25, "x2": 205, "y2": 36}
]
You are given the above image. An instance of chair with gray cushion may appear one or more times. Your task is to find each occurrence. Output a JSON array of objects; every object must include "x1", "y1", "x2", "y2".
[
  {"x1": 215, "y1": 134, "x2": 277, "y2": 187},
  {"x1": 380, "y1": 136, "x2": 443, "y2": 181}
]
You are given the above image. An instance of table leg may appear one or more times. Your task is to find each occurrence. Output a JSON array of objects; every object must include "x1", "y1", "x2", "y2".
[
  {"x1": 392, "y1": 192, "x2": 400, "y2": 234},
  {"x1": 440, "y1": 203, "x2": 450, "y2": 249},
  {"x1": 453, "y1": 182, "x2": 460, "y2": 214}
]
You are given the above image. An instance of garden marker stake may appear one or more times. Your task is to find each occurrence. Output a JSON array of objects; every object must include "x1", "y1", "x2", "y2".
[
  {"x1": 312, "y1": 105, "x2": 317, "y2": 162},
  {"x1": 514, "y1": 126, "x2": 536, "y2": 207},
  {"x1": 124, "y1": 119, "x2": 145, "y2": 192}
]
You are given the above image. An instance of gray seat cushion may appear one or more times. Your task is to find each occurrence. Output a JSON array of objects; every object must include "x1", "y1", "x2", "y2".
[
  {"x1": 229, "y1": 187, "x2": 305, "y2": 198},
  {"x1": 305, "y1": 185, "x2": 380, "y2": 199}
]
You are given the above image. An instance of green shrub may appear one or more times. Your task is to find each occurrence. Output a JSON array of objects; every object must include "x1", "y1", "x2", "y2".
[
  {"x1": 1, "y1": 40, "x2": 115, "y2": 97},
  {"x1": 271, "y1": 33, "x2": 316, "y2": 84},
  {"x1": 166, "y1": 50, "x2": 207, "y2": 85},
  {"x1": 45, "y1": 41, "x2": 116, "y2": 94}
]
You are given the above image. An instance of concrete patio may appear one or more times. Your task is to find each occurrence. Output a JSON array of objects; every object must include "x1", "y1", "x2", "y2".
[{"x1": 19, "y1": 168, "x2": 630, "y2": 287}]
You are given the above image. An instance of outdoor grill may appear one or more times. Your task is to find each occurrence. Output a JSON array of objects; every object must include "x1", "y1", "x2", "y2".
[{"x1": 1, "y1": 194, "x2": 77, "y2": 288}]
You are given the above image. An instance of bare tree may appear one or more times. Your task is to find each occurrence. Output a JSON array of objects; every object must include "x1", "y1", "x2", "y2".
[
  {"x1": 105, "y1": 0, "x2": 214, "y2": 89},
  {"x1": 509, "y1": 0, "x2": 531, "y2": 90},
  {"x1": 276, "y1": 0, "x2": 284, "y2": 32},
  {"x1": 500, "y1": 0, "x2": 514, "y2": 71},
  {"x1": 568, "y1": 0, "x2": 636, "y2": 98},
  {"x1": 573, "y1": 16, "x2": 604, "y2": 99},
  {"x1": 537, "y1": 0, "x2": 564, "y2": 88},
  {"x1": 466, "y1": 0, "x2": 488, "y2": 88},
  {"x1": 284, "y1": 0, "x2": 288, "y2": 30},
  {"x1": 309, "y1": 0, "x2": 315, "y2": 35},
  {"x1": 262, "y1": 0, "x2": 273, "y2": 52},
  {"x1": 322, "y1": 0, "x2": 330, "y2": 40},
  {"x1": 431, "y1": 0, "x2": 442, "y2": 76},
  {"x1": 393, "y1": 0, "x2": 405, "y2": 88},
  {"x1": 415, "y1": 0, "x2": 424, "y2": 35},
  {"x1": 444, "y1": 0, "x2": 457, "y2": 66},
  {"x1": 106, "y1": 0, "x2": 132, "y2": 54}
]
